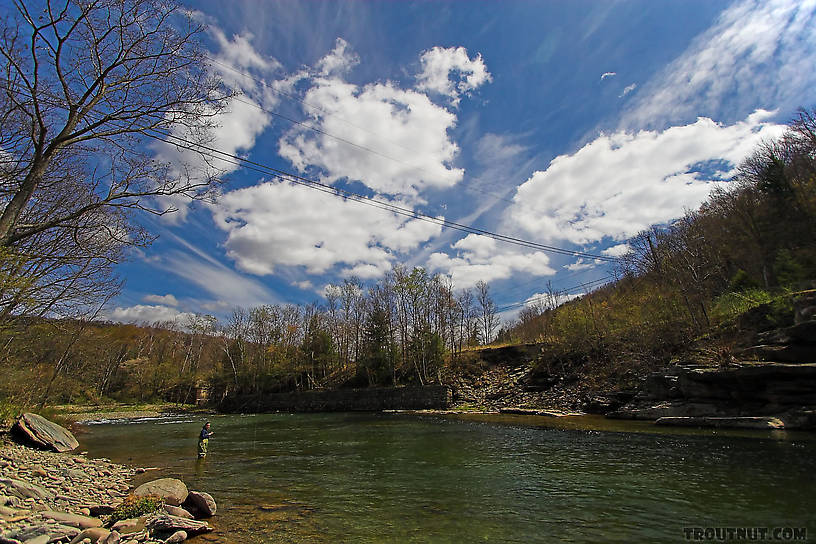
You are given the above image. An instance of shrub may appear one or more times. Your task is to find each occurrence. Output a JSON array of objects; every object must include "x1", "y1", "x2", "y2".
[
  {"x1": 711, "y1": 288, "x2": 773, "y2": 325},
  {"x1": 108, "y1": 494, "x2": 164, "y2": 525}
]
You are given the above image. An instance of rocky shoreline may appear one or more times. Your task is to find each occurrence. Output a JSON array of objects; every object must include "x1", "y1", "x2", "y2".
[{"x1": 0, "y1": 414, "x2": 217, "y2": 544}]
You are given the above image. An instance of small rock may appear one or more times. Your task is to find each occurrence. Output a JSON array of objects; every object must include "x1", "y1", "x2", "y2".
[
  {"x1": 164, "y1": 530, "x2": 187, "y2": 543},
  {"x1": 163, "y1": 506, "x2": 193, "y2": 519},
  {"x1": 68, "y1": 527, "x2": 110, "y2": 544},
  {"x1": 99, "y1": 530, "x2": 121, "y2": 544},
  {"x1": 40, "y1": 511, "x2": 103, "y2": 529}
]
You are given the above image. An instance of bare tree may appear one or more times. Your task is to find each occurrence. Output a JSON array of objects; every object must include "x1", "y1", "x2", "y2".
[
  {"x1": 0, "y1": 0, "x2": 228, "y2": 248},
  {"x1": 475, "y1": 280, "x2": 498, "y2": 345}
]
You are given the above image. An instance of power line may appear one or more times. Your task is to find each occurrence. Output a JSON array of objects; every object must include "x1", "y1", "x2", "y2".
[
  {"x1": 497, "y1": 276, "x2": 611, "y2": 313},
  {"x1": 148, "y1": 126, "x2": 621, "y2": 262}
]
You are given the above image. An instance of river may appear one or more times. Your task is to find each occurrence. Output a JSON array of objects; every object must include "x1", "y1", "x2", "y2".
[{"x1": 77, "y1": 412, "x2": 815, "y2": 543}]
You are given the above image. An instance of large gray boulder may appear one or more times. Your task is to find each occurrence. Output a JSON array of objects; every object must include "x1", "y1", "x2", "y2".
[
  {"x1": 133, "y1": 478, "x2": 188, "y2": 506},
  {"x1": 182, "y1": 490, "x2": 217, "y2": 518},
  {"x1": 12, "y1": 413, "x2": 79, "y2": 453}
]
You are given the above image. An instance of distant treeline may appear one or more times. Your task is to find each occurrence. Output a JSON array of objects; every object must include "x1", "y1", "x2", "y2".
[{"x1": 0, "y1": 268, "x2": 502, "y2": 406}]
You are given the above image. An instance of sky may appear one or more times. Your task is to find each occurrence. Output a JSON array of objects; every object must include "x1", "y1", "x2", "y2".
[{"x1": 106, "y1": 0, "x2": 816, "y2": 325}]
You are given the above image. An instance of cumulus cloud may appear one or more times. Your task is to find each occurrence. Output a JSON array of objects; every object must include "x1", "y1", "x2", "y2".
[
  {"x1": 415, "y1": 46, "x2": 492, "y2": 106},
  {"x1": 105, "y1": 304, "x2": 196, "y2": 325},
  {"x1": 602, "y1": 244, "x2": 631, "y2": 257},
  {"x1": 624, "y1": 0, "x2": 816, "y2": 127},
  {"x1": 142, "y1": 294, "x2": 179, "y2": 307},
  {"x1": 277, "y1": 41, "x2": 476, "y2": 199},
  {"x1": 600, "y1": 72, "x2": 617, "y2": 80},
  {"x1": 426, "y1": 234, "x2": 555, "y2": 288},
  {"x1": 507, "y1": 110, "x2": 787, "y2": 244},
  {"x1": 211, "y1": 181, "x2": 442, "y2": 279}
]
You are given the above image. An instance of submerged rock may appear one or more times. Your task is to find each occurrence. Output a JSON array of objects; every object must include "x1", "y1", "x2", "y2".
[{"x1": 12, "y1": 413, "x2": 79, "y2": 453}]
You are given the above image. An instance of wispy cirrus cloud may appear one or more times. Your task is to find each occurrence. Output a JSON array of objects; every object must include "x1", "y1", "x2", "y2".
[{"x1": 623, "y1": 0, "x2": 816, "y2": 128}]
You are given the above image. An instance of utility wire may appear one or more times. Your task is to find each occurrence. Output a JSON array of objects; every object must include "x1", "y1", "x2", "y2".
[
  {"x1": 497, "y1": 276, "x2": 611, "y2": 313},
  {"x1": 147, "y1": 125, "x2": 621, "y2": 262}
]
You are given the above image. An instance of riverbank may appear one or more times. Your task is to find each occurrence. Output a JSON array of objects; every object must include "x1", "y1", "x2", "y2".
[
  {"x1": 0, "y1": 434, "x2": 138, "y2": 543},
  {"x1": 0, "y1": 410, "x2": 220, "y2": 544}
]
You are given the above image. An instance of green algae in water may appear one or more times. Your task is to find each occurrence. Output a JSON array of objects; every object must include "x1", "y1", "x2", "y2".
[{"x1": 78, "y1": 413, "x2": 816, "y2": 543}]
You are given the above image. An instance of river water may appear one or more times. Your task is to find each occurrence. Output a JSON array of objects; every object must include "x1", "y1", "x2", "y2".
[{"x1": 77, "y1": 412, "x2": 815, "y2": 543}]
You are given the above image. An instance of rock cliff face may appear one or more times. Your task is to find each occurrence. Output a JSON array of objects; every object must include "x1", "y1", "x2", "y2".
[{"x1": 608, "y1": 322, "x2": 816, "y2": 429}]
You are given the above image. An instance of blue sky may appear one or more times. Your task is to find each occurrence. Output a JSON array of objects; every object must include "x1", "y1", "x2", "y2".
[{"x1": 107, "y1": 0, "x2": 816, "y2": 324}]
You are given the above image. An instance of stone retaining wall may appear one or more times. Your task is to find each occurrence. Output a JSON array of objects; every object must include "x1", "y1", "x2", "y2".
[{"x1": 219, "y1": 385, "x2": 452, "y2": 413}]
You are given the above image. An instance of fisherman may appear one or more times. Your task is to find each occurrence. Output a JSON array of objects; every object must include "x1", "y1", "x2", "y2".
[{"x1": 198, "y1": 421, "x2": 214, "y2": 458}]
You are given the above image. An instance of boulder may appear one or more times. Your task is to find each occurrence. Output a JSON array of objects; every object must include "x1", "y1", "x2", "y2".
[
  {"x1": 12, "y1": 413, "x2": 79, "y2": 453},
  {"x1": 143, "y1": 513, "x2": 212, "y2": 535},
  {"x1": 181, "y1": 491, "x2": 216, "y2": 518},
  {"x1": 133, "y1": 479, "x2": 188, "y2": 506},
  {"x1": 0, "y1": 478, "x2": 55, "y2": 500},
  {"x1": 68, "y1": 527, "x2": 110, "y2": 544},
  {"x1": 163, "y1": 505, "x2": 193, "y2": 519},
  {"x1": 164, "y1": 530, "x2": 187, "y2": 543},
  {"x1": 41, "y1": 510, "x2": 103, "y2": 529}
]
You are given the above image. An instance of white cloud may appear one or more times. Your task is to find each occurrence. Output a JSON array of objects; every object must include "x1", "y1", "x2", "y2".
[
  {"x1": 507, "y1": 110, "x2": 787, "y2": 244},
  {"x1": 619, "y1": 83, "x2": 637, "y2": 98},
  {"x1": 601, "y1": 72, "x2": 616, "y2": 80},
  {"x1": 625, "y1": 0, "x2": 816, "y2": 127},
  {"x1": 105, "y1": 304, "x2": 196, "y2": 325},
  {"x1": 278, "y1": 51, "x2": 466, "y2": 198},
  {"x1": 602, "y1": 243, "x2": 631, "y2": 257},
  {"x1": 142, "y1": 294, "x2": 179, "y2": 307},
  {"x1": 316, "y1": 38, "x2": 360, "y2": 76},
  {"x1": 152, "y1": 243, "x2": 279, "y2": 308},
  {"x1": 210, "y1": 181, "x2": 442, "y2": 279},
  {"x1": 151, "y1": 31, "x2": 279, "y2": 220},
  {"x1": 426, "y1": 234, "x2": 555, "y2": 288},
  {"x1": 564, "y1": 259, "x2": 599, "y2": 272},
  {"x1": 415, "y1": 46, "x2": 492, "y2": 106}
]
